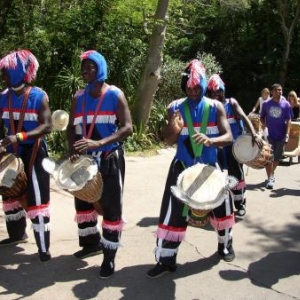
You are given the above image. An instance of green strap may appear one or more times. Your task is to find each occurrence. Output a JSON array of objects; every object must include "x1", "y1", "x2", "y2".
[
  {"x1": 181, "y1": 99, "x2": 210, "y2": 217},
  {"x1": 183, "y1": 99, "x2": 210, "y2": 158}
]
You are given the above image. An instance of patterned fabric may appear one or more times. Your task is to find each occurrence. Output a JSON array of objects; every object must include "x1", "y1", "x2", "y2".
[{"x1": 207, "y1": 74, "x2": 225, "y2": 92}]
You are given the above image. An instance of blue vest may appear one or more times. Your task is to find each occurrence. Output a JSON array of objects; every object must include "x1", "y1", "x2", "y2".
[
  {"x1": 170, "y1": 97, "x2": 220, "y2": 167},
  {"x1": 73, "y1": 86, "x2": 121, "y2": 153}
]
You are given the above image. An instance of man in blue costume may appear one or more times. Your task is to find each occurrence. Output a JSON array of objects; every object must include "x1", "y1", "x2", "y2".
[
  {"x1": 67, "y1": 50, "x2": 132, "y2": 279},
  {"x1": 147, "y1": 60, "x2": 235, "y2": 278},
  {"x1": 207, "y1": 74, "x2": 263, "y2": 216},
  {"x1": 0, "y1": 50, "x2": 52, "y2": 262}
]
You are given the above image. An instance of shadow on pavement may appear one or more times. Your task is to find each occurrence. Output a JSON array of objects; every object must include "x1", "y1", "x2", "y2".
[
  {"x1": 219, "y1": 251, "x2": 300, "y2": 290},
  {"x1": 0, "y1": 250, "x2": 220, "y2": 300}
]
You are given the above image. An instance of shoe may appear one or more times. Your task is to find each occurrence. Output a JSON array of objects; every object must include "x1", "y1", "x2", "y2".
[
  {"x1": 39, "y1": 251, "x2": 52, "y2": 262},
  {"x1": 237, "y1": 205, "x2": 246, "y2": 217},
  {"x1": 99, "y1": 261, "x2": 115, "y2": 279},
  {"x1": 146, "y1": 263, "x2": 177, "y2": 278},
  {"x1": 74, "y1": 245, "x2": 103, "y2": 259},
  {"x1": 218, "y1": 240, "x2": 235, "y2": 262},
  {"x1": 0, "y1": 233, "x2": 28, "y2": 247},
  {"x1": 266, "y1": 177, "x2": 275, "y2": 189}
]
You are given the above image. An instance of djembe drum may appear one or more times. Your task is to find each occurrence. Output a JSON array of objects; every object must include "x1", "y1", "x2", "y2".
[
  {"x1": 171, "y1": 163, "x2": 233, "y2": 228},
  {"x1": 0, "y1": 152, "x2": 28, "y2": 205},
  {"x1": 232, "y1": 133, "x2": 273, "y2": 169}
]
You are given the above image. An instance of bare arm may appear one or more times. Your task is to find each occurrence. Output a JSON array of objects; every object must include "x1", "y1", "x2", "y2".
[
  {"x1": 231, "y1": 98, "x2": 263, "y2": 147},
  {"x1": 251, "y1": 98, "x2": 260, "y2": 113}
]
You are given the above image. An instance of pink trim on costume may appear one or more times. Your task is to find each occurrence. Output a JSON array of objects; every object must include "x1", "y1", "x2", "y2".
[
  {"x1": 156, "y1": 224, "x2": 187, "y2": 242},
  {"x1": 74, "y1": 210, "x2": 98, "y2": 224},
  {"x1": 102, "y1": 219, "x2": 125, "y2": 232},
  {"x1": 26, "y1": 203, "x2": 50, "y2": 219},
  {"x1": 210, "y1": 214, "x2": 235, "y2": 231},
  {"x1": 80, "y1": 50, "x2": 95, "y2": 61},
  {"x1": 156, "y1": 227, "x2": 186, "y2": 242},
  {"x1": 232, "y1": 180, "x2": 246, "y2": 191},
  {"x1": 2, "y1": 199, "x2": 23, "y2": 212}
]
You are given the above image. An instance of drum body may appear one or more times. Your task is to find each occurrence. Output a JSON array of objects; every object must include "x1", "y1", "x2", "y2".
[
  {"x1": 171, "y1": 163, "x2": 228, "y2": 228},
  {"x1": 232, "y1": 134, "x2": 273, "y2": 169},
  {"x1": 54, "y1": 156, "x2": 103, "y2": 203},
  {"x1": 0, "y1": 152, "x2": 28, "y2": 199}
]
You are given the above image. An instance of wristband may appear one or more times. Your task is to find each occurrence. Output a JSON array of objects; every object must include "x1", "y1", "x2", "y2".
[{"x1": 16, "y1": 132, "x2": 28, "y2": 142}]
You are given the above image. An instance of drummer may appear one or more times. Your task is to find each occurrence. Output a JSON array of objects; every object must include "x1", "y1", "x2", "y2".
[
  {"x1": 147, "y1": 60, "x2": 236, "y2": 278},
  {"x1": 0, "y1": 50, "x2": 52, "y2": 262},
  {"x1": 67, "y1": 50, "x2": 133, "y2": 279},
  {"x1": 206, "y1": 74, "x2": 264, "y2": 217}
]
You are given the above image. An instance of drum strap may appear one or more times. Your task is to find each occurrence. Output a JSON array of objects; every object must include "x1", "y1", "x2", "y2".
[
  {"x1": 183, "y1": 99, "x2": 210, "y2": 158},
  {"x1": 181, "y1": 99, "x2": 210, "y2": 217}
]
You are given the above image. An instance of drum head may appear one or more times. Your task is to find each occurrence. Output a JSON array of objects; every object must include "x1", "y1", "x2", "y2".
[
  {"x1": 56, "y1": 156, "x2": 98, "y2": 191},
  {"x1": 233, "y1": 134, "x2": 259, "y2": 163},
  {"x1": 171, "y1": 163, "x2": 227, "y2": 211}
]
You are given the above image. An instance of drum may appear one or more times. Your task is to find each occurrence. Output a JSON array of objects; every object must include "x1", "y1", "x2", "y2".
[
  {"x1": 232, "y1": 133, "x2": 273, "y2": 169},
  {"x1": 247, "y1": 113, "x2": 262, "y2": 133},
  {"x1": 171, "y1": 163, "x2": 229, "y2": 228},
  {"x1": 43, "y1": 155, "x2": 103, "y2": 203},
  {"x1": 0, "y1": 152, "x2": 28, "y2": 199}
]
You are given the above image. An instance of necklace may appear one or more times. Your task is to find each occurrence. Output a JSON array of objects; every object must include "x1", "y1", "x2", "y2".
[{"x1": 11, "y1": 83, "x2": 25, "y2": 91}]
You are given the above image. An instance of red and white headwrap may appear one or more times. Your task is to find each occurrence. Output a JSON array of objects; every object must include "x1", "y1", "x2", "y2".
[
  {"x1": 0, "y1": 49, "x2": 39, "y2": 86},
  {"x1": 186, "y1": 59, "x2": 206, "y2": 89},
  {"x1": 207, "y1": 74, "x2": 225, "y2": 91}
]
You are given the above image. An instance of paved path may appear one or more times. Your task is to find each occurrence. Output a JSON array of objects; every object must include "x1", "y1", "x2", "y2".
[{"x1": 0, "y1": 148, "x2": 300, "y2": 300}]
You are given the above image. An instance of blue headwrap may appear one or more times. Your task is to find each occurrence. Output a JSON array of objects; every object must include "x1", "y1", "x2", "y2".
[{"x1": 80, "y1": 50, "x2": 107, "y2": 83}]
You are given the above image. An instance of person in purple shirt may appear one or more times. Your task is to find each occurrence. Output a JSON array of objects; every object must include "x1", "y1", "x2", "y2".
[{"x1": 260, "y1": 83, "x2": 291, "y2": 189}]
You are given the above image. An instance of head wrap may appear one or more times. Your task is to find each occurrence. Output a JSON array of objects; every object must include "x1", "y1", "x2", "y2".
[
  {"x1": 181, "y1": 59, "x2": 207, "y2": 98},
  {"x1": 0, "y1": 49, "x2": 39, "y2": 86},
  {"x1": 207, "y1": 74, "x2": 225, "y2": 91},
  {"x1": 80, "y1": 50, "x2": 107, "y2": 83}
]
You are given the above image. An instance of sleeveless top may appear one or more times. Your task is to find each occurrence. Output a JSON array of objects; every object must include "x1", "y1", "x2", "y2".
[
  {"x1": 169, "y1": 97, "x2": 220, "y2": 167},
  {"x1": 224, "y1": 98, "x2": 244, "y2": 141},
  {"x1": 292, "y1": 106, "x2": 299, "y2": 120},
  {"x1": 0, "y1": 87, "x2": 47, "y2": 148},
  {"x1": 73, "y1": 85, "x2": 121, "y2": 153}
]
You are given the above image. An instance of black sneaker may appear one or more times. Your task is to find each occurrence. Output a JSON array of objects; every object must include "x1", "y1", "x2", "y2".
[
  {"x1": 218, "y1": 241, "x2": 235, "y2": 262},
  {"x1": 0, "y1": 233, "x2": 28, "y2": 247},
  {"x1": 147, "y1": 263, "x2": 177, "y2": 278},
  {"x1": 39, "y1": 251, "x2": 52, "y2": 262},
  {"x1": 237, "y1": 205, "x2": 246, "y2": 217},
  {"x1": 74, "y1": 245, "x2": 103, "y2": 259},
  {"x1": 99, "y1": 261, "x2": 115, "y2": 279}
]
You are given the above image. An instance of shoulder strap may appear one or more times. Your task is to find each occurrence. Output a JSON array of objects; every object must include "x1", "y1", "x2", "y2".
[{"x1": 183, "y1": 99, "x2": 210, "y2": 158}]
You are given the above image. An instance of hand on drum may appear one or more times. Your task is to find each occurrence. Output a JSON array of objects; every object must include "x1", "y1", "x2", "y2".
[
  {"x1": 192, "y1": 132, "x2": 212, "y2": 146},
  {"x1": 0, "y1": 135, "x2": 18, "y2": 151},
  {"x1": 73, "y1": 137, "x2": 101, "y2": 154},
  {"x1": 252, "y1": 134, "x2": 264, "y2": 149}
]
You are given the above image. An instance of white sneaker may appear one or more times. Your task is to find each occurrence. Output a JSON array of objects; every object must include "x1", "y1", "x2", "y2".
[{"x1": 266, "y1": 177, "x2": 275, "y2": 189}]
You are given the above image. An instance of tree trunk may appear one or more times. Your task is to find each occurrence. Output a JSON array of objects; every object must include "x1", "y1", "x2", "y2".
[
  {"x1": 278, "y1": 0, "x2": 300, "y2": 88},
  {"x1": 133, "y1": 0, "x2": 169, "y2": 127}
]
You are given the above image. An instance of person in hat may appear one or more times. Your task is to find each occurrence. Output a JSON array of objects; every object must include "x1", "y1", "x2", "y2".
[
  {"x1": 206, "y1": 74, "x2": 264, "y2": 216},
  {"x1": 147, "y1": 60, "x2": 235, "y2": 278},
  {"x1": 0, "y1": 49, "x2": 52, "y2": 262},
  {"x1": 67, "y1": 50, "x2": 132, "y2": 278}
]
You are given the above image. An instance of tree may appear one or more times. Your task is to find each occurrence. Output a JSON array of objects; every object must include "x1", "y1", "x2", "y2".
[
  {"x1": 133, "y1": 0, "x2": 169, "y2": 126},
  {"x1": 277, "y1": 0, "x2": 300, "y2": 87}
]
